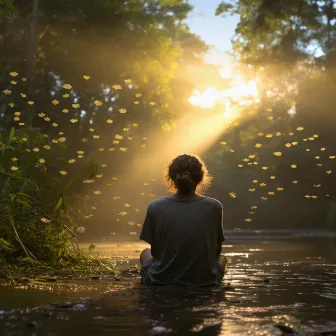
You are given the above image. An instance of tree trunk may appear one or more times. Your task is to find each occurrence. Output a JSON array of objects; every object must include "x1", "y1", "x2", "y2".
[{"x1": 27, "y1": 0, "x2": 39, "y2": 95}]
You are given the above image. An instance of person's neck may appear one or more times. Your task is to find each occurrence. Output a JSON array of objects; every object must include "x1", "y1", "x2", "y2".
[{"x1": 174, "y1": 192, "x2": 198, "y2": 200}]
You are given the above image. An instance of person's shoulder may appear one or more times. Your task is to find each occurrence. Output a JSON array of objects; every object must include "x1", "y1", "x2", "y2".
[
  {"x1": 202, "y1": 196, "x2": 223, "y2": 210},
  {"x1": 147, "y1": 197, "x2": 171, "y2": 211}
]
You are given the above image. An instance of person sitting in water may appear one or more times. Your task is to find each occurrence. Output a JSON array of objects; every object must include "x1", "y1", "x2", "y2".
[{"x1": 139, "y1": 154, "x2": 227, "y2": 286}]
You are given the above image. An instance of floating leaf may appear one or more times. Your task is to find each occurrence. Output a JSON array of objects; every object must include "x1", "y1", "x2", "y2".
[{"x1": 93, "y1": 100, "x2": 103, "y2": 107}]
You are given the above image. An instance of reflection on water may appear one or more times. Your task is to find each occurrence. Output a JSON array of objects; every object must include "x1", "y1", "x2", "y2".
[{"x1": 0, "y1": 238, "x2": 336, "y2": 335}]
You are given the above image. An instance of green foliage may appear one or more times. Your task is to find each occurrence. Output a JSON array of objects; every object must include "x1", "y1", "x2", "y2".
[
  {"x1": 0, "y1": 0, "x2": 209, "y2": 265},
  {"x1": 0, "y1": 0, "x2": 14, "y2": 20}
]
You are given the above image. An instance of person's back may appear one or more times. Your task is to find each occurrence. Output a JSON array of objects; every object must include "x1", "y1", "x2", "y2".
[{"x1": 139, "y1": 154, "x2": 226, "y2": 286}]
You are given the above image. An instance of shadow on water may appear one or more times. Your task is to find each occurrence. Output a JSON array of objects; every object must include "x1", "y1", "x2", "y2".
[{"x1": 1, "y1": 237, "x2": 336, "y2": 335}]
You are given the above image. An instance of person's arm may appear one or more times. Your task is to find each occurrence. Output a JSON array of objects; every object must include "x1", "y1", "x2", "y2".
[
  {"x1": 216, "y1": 204, "x2": 225, "y2": 258},
  {"x1": 139, "y1": 203, "x2": 158, "y2": 258}
]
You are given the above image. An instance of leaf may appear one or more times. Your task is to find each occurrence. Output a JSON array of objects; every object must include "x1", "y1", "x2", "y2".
[
  {"x1": 216, "y1": 2, "x2": 235, "y2": 16},
  {"x1": 8, "y1": 127, "x2": 15, "y2": 145},
  {"x1": 54, "y1": 196, "x2": 63, "y2": 212}
]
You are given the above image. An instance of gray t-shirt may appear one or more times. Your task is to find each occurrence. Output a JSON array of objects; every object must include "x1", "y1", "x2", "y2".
[{"x1": 140, "y1": 195, "x2": 224, "y2": 286}]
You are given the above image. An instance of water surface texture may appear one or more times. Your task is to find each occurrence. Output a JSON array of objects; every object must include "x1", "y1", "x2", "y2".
[{"x1": 1, "y1": 236, "x2": 336, "y2": 335}]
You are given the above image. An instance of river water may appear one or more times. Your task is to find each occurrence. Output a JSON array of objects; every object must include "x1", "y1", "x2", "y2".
[{"x1": 0, "y1": 233, "x2": 336, "y2": 335}]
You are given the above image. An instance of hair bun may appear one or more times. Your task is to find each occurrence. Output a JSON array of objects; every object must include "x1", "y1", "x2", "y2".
[{"x1": 176, "y1": 171, "x2": 192, "y2": 180}]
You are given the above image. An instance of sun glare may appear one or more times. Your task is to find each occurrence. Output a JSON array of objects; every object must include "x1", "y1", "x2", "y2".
[{"x1": 189, "y1": 73, "x2": 259, "y2": 113}]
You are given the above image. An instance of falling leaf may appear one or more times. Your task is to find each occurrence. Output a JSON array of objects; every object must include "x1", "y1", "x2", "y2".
[
  {"x1": 296, "y1": 127, "x2": 304, "y2": 131},
  {"x1": 260, "y1": 183, "x2": 267, "y2": 187},
  {"x1": 2, "y1": 89, "x2": 12, "y2": 95},
  {"x1": 292, "y1": 180, "x2": 298, "y2": 184},
  {"x1": 83, "y1": 75, "x2": 91, "y2": 80},
  {"x1": 62, "y1": 109, "x2": 69, "y2": 113},
  {"x1": 83, "y1": 179, "x2": 96, "y2": 184},
  {"x1": 106, "y1": 119, "x2": 113, "y2": 124},
  {"x1": 63, "y1": 94, "x2": 70, "y2": 98},
  {"x1": 229, "y1": 192, "x2": 236, "y2": 198},
  {"x1": 268, "y1": 192, "x2": 275, "y2": 196},
  {"x1": 41, "y1": 217, "x2": 50, "y2": 223},
  {"x1": 124, "y1": 203, "x2": 130, "y2": 208},
  {"x1": 285, "y1": 143, "x2": 292, "y2": 148},
  {"x1": 38, "y1": 158, "x2": 46, "y2": 164},
  {"x1": 220, "y1": 141, "x2": 227, "y2": 145},
  {"x1": 277, "y1": 187, "x2": 284, "y2": 191},
  {"x1": 38, "y1": 113, "x2": 45, "y2": 118},
  {"x1": 52, "y1": 99, "x2": 59, "y2": 105},
  {"x1": 262, "y1": 166, "x2": 268, "y2": 170},
  {"x1": 93, "y1": 100, "x2": 103, "y2": 107},
  {"x1": 291, "y1": 164, "x2": 297, "y2": 168},
  {"x1": 72, "y1": 104, "x2": 80, "y2": 108},
  {"x1": 270, "y1": 176, "x2": 276, "y2": 179},
  {"x1": 63, "y1": 84, "x2": 72, "y2": 90},
  {"x1": 59, "y1": 170, "x2": 67, "y2": 175},
  {"x1": 265, "y1": 134, "x2": 273, "y2": 138},
  {"x1": 76, "y1": 227, "x2": 86, "y2": 233},
  {"x1": 93, "y1": 190, "x2": 102, "y2": 195},
  {"x1": 120, "y1": 147, "x2": 127, "y2": 152},
  {"x1": 329, "y1": 156, "x2": 335, "y2": 159},
  {"x1": 112, "y1": 84, "x2": 122, "y2": 90},
  {"x1": 10, "y1": 166, "x2": 18, "y2": 171},
  {"x1": 70, "y1": 118, "x2": 78, "y2": 123},
  {"x1": 255, "y1": 143, "x2": 262, "y2": 148},
  {"x1": 252, "y1": 180, "x2": 258, "y2": 183},
  {"x1": 248, "y1": 188, "x2": 256, "y2": 192},
  {"x1": 273, "y1": 152, "x2": 282, "y2": 156},
  {"x1": 68, "y1": 159, "x2": 76, "y2": 164},
  {"x1": 326, "y1": 170, "x2": 332, "y2": 174},
  {"x1": 119, "y1": 108, "x2": 127, "y2": 114}
]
